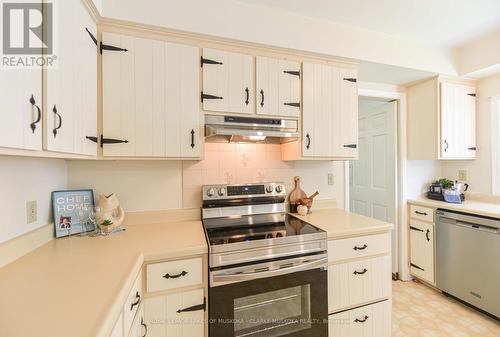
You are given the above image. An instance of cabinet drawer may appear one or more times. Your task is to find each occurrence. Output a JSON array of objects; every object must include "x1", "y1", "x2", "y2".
[
  {"x1": 328, "y1": 255, "x2": 391, "y2": 313},
  {"x1": 328, "y1": 300, "x2": 391, "y2": 337},
  {"x1": 328, "y1": 233, "x2": 391, "y2": 262},
  {"x1": 123, "y1": 272, "x2": 142, "y2": 337},
  {"x1": 146, "y1": 257, "x2": 203, "y2": 293},
  {"x1": 409, "y1": 204, "x2": 434, "y2": 222}
]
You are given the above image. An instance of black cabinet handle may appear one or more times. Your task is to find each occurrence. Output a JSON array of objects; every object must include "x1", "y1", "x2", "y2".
[
  {"x1": 444, "y1": 139, "x2": 449, "y2": 152},
  {"x1": 283, "y1": 102, "x2": 300, "y2": 108},
  {"x1": 353, "y1": 244, "x2": 367, "y2": 251},
  {"x1": 245, "y1": 87, "x2": 249, "y2": 105},
  {"x1": 426, "y1": 229, "x2": 430, "y2": 242},
  {"x1": 411, "y1": 263, "x2": 425, "y2": 271},
  {"x1": 130, "y1": 291, "x2": 141, "y2": 311},
  {"x1": 100, "y1": 134, "x2": 129, "y2": 148},
  {"x1": 343, "y1": 144, "x2": 357, "y2": 149},
  {"x1": 260, "y1": 90, "x2": 265, "y2": 107},
  {"x1": 100, "y1": 41, "x2": 128, "y2": 54},
  {"x1": 29, "y1": 95, "x2": 41, "y2": 133},
  {"x1": 190, "y1": 129, "x2": 195, "y2": 149},
  {"x1": 163, "y1": 270, "x2": 188, "y2": 279},
  {"x1": 343, "y1": 78, "x2": 357, "y2": 83},
  {"x1": 85, "y1": 27, "x2": 97, "y2": 46},
  {"x1": 201, "y1": 92, "x2": 223, "y2": 102},
  {"x1": 283, "y1": 70, "x2": 300, "y2": 77},
  {"x1": 305, "y1": 133, "x2": 311, "y2": 150},
  {"x1": 200, "y1": 57, "x2": 223, "y2": 67},
  {"x1": 354, "y1": 315, "x2": 369, "y2": 323},
  {"x1": 415, "y1": 211, "x2": 428, "y2": 216},
  {"x1": 140, "y1": 317, "x2": 148, "y2": 337},
  {"x1": 464, "y1": 183, "x2": 469, "y2": 192},
  {"x1": 176, "y1": 297, "x2": 206, "y2": 314},
  {"x1": 410, "y1": 226, "x2": 424, "y2": 232},
  {"x1": 52, "y1": 105, "x2": 62, "y2": 138},
  {"x1": 467, "y1": 147, "x2": 476, "y2": 151},
  {"x1": 353, "y1": 268, "x2": 368, "y2": 275}
]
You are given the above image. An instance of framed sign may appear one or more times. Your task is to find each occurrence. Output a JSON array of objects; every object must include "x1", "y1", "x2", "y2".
[{"x1": 51, "y1": 189, "x2": 95, "y2": 238}]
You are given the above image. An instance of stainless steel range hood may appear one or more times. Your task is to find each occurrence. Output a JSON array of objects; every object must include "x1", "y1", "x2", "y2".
[{"x1": 205, "y1": 115, "x2": 299, "y2": 144}]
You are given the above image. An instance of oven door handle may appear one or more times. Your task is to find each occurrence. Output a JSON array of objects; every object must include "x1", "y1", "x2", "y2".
[{"x1": 212, "y1": 257, "x2": 327, "y2": 283}]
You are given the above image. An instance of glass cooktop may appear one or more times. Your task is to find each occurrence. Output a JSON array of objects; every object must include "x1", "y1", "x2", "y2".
[{"x1": 203, "y1": 213, "x2": 325, "y2": 246}]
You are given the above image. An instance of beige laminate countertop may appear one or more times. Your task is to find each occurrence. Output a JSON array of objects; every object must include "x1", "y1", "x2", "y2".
[
  {"x1": 409, "y1": 198, "x2": 500, "y2": 218},
  {"x1": 291, "y1": 208, "x2": 394, "y2": 239},
  {"x1": 0, "y1": 220, "x2": 207, "y2": 337}
]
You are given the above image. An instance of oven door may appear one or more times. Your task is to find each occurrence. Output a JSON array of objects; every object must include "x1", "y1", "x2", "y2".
[{"x1": 209, "y1": 256, "x2": 328, "y2": 337}]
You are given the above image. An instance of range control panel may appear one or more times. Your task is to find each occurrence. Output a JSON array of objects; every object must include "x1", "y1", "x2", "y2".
[{"x1": 202, "y1": 182, "x2": 286, "y2": 200}]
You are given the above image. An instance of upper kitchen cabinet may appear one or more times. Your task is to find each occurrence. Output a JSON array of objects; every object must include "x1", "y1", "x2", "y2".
[
  {"x1": 45, "y1": 0, "x2": 98, "y2": 156},
  {"x1": 407, "y1": 77, "x2": 476, "y2": 160},
  {"x1": 0, "y1": 67, "x2": 42, "y2": 151},
  {"x1": 256, "y1": 56, "x2": 301, "y2": 118},
  {"x1": 282, "y1": 62, "x2": 358, "y2": 160},
  {"x1": 102, "y1": 33, "x2": 201, "y2": 158},
  {"x1": 201, "y1": 48, "x2": 254, "y2": 114}
]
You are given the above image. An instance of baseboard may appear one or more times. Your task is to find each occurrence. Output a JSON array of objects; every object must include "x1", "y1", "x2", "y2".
[{"x1": 0, "y1": 224, "x2": 54, "y2": 268}]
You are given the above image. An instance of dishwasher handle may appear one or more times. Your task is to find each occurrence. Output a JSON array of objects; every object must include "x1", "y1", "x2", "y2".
[{"x1": 455, "y1": 221, "x2": 499, "y2": 234}]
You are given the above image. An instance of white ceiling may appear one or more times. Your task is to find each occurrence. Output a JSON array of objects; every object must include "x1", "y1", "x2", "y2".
[{"x1": 237, "y1": 0, "x2": 500, "y2": 47}]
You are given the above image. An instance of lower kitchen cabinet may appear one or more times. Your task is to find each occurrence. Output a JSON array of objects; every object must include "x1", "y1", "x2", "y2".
[
  {"x1": 129, "y1": 305, "x2": 147, "y2": 337},
  {"x1": 328, "y1": 255, "x2": 391, "y2": 312},
  {"x1": 144, "y1": 289, "x2": 205, "y2": 337},
  {"x1": 409, "y1": 220, "x2": 435, "y2": 284},
  {"x1": 328, "y1": 300, "x2": 392, "y2": 337}
]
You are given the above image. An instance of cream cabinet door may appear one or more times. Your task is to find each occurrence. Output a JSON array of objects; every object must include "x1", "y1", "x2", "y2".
[
  {"x1": 410, "y1": 221, "x2": 434, "y2": 284},
  {"x1": 102, "y1": 33, "x2": 201, "y2": 158},
  {"x1": 256, "y1": 56, "x2": 301, "y2": 117},
  {"x1": 110, "y1": 313, "x2": 124, "y2": 337},
  {"x1": 302, "y1": 62, "x2": 358, "y2": 158},
  {"x1": 45, "y1": 0, "x2": 97, "y2": 155},
  {"x1": 144, "y1": 289, "x2": 205, "y2": 337},
  {"x1": 0, "y1": 67, "x2": 42, "y2": 150},
  {"x1": 440, "y1": 82, "x2": 476, "y2": 159},
  {"x1": 202, "y1": 48, "x2": 253, "y2": 114}
]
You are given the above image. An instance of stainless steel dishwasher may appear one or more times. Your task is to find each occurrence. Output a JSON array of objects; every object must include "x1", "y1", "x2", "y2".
[{"x1": 436, "y1": 209, "x2": 500, "y2": 318}]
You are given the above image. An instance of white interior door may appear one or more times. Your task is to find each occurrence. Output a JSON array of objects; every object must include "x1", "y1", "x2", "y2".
[{"x1": 350, "y1": 100, "x2": 397, "y2": 272}]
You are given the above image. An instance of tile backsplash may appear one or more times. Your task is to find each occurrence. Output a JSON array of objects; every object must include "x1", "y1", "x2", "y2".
[{"x1": 182, "y1": 143, "x2": 345, "y2": 208}]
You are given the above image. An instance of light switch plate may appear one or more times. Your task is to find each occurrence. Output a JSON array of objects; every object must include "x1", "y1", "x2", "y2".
[
  {"x1": 458, "y1": 170, "x2": 467, "y2": 181},
  {"x1": 328, "y1": 173, "x2": 334, "y2": 186},
  {"x1": 26, "y1": 200, "x2": 37, "y2": 224}
]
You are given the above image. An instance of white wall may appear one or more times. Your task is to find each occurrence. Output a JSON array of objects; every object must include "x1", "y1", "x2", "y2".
[
  {"x1": 0, "y1": 158, "x2": 67, "y2": 244},
  {"x1": 67, "y1": 161, "x2": 183, "y2": 212},
  {"x1": 440, "y1": 73, "x2": 500, "y2": 194},
  {"x1": 101, "y1": 0, "x2": 457, "y2": 76}
]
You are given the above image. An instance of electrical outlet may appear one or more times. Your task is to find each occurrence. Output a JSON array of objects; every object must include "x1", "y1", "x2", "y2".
[
  {"x1": 26, "y1": 200, "x2": 37, "y2": 224},
  {"x1": 328, "y1": 173, "x2": 334, "y2": 186},
  {"x1": 458, "y1": 170, "x2": 468, "y2": 181}
]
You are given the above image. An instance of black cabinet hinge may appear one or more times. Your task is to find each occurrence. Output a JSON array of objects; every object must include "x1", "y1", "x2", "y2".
[
  {"x1": 410, "y1": 226, "x2": 424, "y2": 232},
  {"x1": 100, "y1": 41, "x2": 128, "y2": 55},
  {"x1": 201, "y1": 57, "x2": 223, "y2": 67},
  {"x1": 86, "y1": 136, "x2": 98, "y2": 143},
  {"x1": 283, "y1": 102, "x2": 300, "y2": 108},
  {"x1": 100, "y1": 134, "x2": 129, "y2": 148},
  {"x1": 410, "y1": 263, "x2": 425, "y2": 271},
  {"x1": 343, "y1": 144, "x2": 357, "y2": 149},
  {"x1": 467, "y1": 147, "x2": 477, "y2": 151},
  {"x1": 343, "y1": 78, "x2": 357, "y2": 83},
  {"x1": 201, "y1": 92, "x2": 223, "y2": 102},
  {"x1": 176, "y1": 297, "x2": 206, "y2": 314},
  {"x1": 283, "y1": 70, "x2": 300, "y2": 77},
  {"x1": 85, "y1": 28, "x2": 97, "y2": 46},
  {"x1": 467, "y1": 93, "x2": 476, "y2": 97}
]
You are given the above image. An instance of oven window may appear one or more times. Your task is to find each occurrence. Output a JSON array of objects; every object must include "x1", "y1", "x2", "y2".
[{"x1": 233, "y1": 284, "x2": 311, "y2": 337}]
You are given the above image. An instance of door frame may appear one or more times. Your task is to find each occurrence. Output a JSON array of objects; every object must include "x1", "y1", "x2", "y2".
[{"x1": 344, "y1": 87, "x2": 410, "y2": 281}]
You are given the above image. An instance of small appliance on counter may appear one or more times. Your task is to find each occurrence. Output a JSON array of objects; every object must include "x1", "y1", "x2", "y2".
[{"x1": 427, "y1": 179, "x2": 468, "y2": 203}]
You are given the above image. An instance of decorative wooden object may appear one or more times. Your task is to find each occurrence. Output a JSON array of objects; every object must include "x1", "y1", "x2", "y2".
[
  {"x1": 297, "y1": 191, "x2": 319, "y2": 213},
  {"x1": 289, "y1": 176, "x2": 307, "y2": 213}
]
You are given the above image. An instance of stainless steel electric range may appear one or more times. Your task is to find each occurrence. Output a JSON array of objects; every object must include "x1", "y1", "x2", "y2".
[{"x1": 202, "y1": 182, "x2": 328, "y2": 337}]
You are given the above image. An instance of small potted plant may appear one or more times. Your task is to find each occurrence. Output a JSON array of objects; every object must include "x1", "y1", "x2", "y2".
[{"x1": 99, "y1": 219, "x2": 114, "y2": 234}]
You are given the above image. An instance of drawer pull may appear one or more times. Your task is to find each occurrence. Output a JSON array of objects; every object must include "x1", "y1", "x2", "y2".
[
  {"x1": 140, "y1": 317, "x2": 148, "y2": 337},
  {"x1": 130, "y1": 291, "x2": 141, "y2": 311},
  {"x1": 353, "y1": 268, "x2": 368, "y2": 275},
  {"x1": 163, "y1": 270, "x2": 188, "y2": 279},
  {"x1": 354, "y1": 315, "x2": 369, "y2": 323},
  {"x1": 415, "y1": 211, "x2": 428, "y2": 216},
  {"x1": 353, "y1": 244, "x2": 367, "y2": 251},
  {"x1": 176, "y1": 297, "x2": 206, "y2": 314}
]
